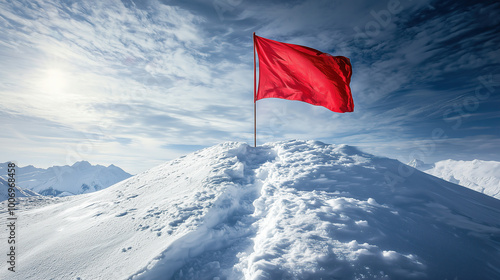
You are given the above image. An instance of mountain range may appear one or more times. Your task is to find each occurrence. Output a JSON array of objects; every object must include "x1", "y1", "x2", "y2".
[{"x1": 0, "y1": 161, "x2": 131, "y2": 200}]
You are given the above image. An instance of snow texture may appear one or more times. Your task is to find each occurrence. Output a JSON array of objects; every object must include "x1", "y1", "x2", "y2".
[
  {"x1": 1, "y1": 140, "x2": 499, "y2": 280},
  {"x1": 0, "y1": 161, "x2": 132, "y2": 197}
]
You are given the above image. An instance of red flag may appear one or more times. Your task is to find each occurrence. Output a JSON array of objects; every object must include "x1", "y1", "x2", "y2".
[{"x1": 254, "y1": 35, "x2": 354, "y2": 113}]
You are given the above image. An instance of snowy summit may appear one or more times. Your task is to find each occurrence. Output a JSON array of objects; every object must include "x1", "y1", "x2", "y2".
[{"x1": 2, "y1": 140, "x2": 500, "y2": 280}]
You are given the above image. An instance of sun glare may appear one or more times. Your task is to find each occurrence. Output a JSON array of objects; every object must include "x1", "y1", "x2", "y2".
[{"x1": 42, "y1": 68, "x2": 68, "y2": 95}]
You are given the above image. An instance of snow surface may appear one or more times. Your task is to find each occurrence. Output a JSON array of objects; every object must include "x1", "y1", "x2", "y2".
[
  {"x1": 409, "y1": 159, "x2": 500, "y2": 200},
  {"x1": 0, "y1": 161, "x2": 132, "y2": 197},
  {"x1": 1, "y1": 140, "x2": 500, "y2": 280}
]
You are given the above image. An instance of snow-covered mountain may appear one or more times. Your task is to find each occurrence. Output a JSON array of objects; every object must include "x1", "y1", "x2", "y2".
[
  {"x1": 409, "y1": 159, "x2": 500, "y2": 200},
  {"x1": 0, "y1": 177, "x2": 41, "y2": 201},
  {"x1": 1, "y1": 140, "x2": 499, "y2": 280},
  {"x1": 407, "y1": 158, "x2": 434, "y2": 170},
  {"x1": 0, "y1": 161, "x2": 132, "y2": 197}
]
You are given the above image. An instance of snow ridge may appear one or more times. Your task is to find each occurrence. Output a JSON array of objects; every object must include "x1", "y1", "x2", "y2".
[
  {"x1": 238, "y1": 142, "x2": 427, "y2": 279},
  {"x1": 131, "y1": 144, "x2": 276, "y2": 280}
]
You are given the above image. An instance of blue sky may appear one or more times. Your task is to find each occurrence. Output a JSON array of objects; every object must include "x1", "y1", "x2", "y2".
[{"x1": 1, "y1": 0, "x2": 499, "y2": 174}]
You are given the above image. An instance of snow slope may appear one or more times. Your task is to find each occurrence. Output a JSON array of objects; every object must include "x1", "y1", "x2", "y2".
[
  {"x1": 1, "y1": 140, "x2": 500, "y2": 280},
  {"x1": 409, "y1": 159, "x2": 500, "y2": 200},
  {"x1": 0, "y1": 161, "x2": 132, "y2": 196}
]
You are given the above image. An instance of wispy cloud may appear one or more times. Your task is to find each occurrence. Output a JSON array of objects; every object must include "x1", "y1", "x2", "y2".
[
  {"x1": 0, "y1": 0, "x2": 498, "y2": 173},
  {"x1": 0, "y1": 0, "x2": 256, "y2": 172}
]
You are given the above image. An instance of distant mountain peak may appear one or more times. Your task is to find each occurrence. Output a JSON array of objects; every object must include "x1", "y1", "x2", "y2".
[
  {"x1": 408, "y1": 158, "x2": 424, "y2": 166},
  {"x1": 407, "y1": 158, "x2": 434, "y2": 170},
  {"x1": 71, "y1": 160, "x2": 92, "y2": 168}
]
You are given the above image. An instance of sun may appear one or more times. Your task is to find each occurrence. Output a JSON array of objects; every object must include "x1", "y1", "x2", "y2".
[{"x1": 41, "y1": 68, "x2": 68, "y2": 95}]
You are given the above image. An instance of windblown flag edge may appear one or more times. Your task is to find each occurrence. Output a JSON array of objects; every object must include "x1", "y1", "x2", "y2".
[{"x1": 254, "y1": 34, "x2": 354, "y2": 113}]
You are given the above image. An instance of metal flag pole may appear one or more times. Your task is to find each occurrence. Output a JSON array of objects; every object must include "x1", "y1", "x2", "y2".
[{"x1": 253, "y1": 32, "x2": 257, "y2": 147}]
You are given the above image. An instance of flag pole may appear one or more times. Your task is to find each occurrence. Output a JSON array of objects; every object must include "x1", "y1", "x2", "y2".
[{"x1": 253, "y1": 32, "x2": 257, "y2": 147}]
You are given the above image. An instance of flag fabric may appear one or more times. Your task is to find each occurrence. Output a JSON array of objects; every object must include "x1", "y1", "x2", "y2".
[{"x1": 254, "y1": 34, "x2": 354, "y2": 113}]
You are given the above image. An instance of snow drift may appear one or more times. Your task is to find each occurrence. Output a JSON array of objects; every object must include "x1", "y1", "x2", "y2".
[{"x1": 1, "y1": 140, "x2": 499, "y2": 280}]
